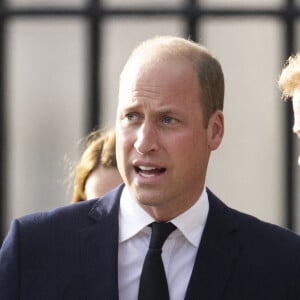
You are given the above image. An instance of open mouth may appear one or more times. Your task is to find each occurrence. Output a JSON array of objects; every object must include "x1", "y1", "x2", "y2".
[{"x1": 134, "y1": 165, "x2": 166, "y2": 178}]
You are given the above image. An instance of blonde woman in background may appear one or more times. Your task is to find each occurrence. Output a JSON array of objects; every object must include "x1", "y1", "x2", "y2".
[{"x1": 279, "y1": 53, "x2": 300, "y2": 164}]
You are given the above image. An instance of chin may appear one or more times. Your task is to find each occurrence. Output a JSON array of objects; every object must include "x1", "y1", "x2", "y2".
[{"x1": 135, "y1": 191, "x2": 161, "y2": 205}]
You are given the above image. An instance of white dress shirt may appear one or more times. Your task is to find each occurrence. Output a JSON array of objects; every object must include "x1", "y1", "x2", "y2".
[{"x1": 118, "y1": 186, "x2": 209, "y2": 300}]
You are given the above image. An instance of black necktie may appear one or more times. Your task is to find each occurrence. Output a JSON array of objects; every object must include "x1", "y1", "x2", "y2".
[{"x1": 138, "y1": 222, "x2": 177, "y2": 300}]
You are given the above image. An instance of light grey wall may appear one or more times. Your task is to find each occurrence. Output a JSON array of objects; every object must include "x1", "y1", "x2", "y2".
[
  {"x1": 203, "y1": 18, "x2": 283, "y2": 225},
  {"x1": 6, "y1": 19, "x2": 86, "y2": 225},
  {"x1": 4, "y1": 0, "x2": 300, "y2": 234}
]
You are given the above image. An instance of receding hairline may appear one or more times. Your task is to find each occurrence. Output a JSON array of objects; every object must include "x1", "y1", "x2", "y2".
[
  {"x1": 120, "y1": 36, "x2": 212, "y2": 78},
  {"x1": 118, "y1": 35, "x2": 224, "y2": 127}
]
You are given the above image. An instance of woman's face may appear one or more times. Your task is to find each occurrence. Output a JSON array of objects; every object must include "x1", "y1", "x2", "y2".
[{"x1": 85, "y1": 166, "x2": 123, "y2": 199}]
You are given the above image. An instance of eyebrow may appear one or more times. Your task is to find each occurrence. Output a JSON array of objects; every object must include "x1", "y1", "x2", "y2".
[{"x1": 156, "y1": 107, "x2": 182, "y2": 116}]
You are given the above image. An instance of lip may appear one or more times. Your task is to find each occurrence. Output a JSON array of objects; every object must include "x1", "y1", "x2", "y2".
[
  {"x1": 133, "y1": 159, "x2": 164, "y2": 168},
  {"x1": 132, "y1": 160, "x2": 167, "y2": 183}
]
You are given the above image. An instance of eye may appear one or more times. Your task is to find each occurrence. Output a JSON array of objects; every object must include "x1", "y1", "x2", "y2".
[
  {"x1": 126, "y1": 112, "x2": 137, "y2": 121},
  {"x1": 162, "y1": 116, "x2": 175, "y2": 124}
]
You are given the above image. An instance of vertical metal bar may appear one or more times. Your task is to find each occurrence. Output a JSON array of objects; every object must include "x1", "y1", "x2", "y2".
[
  {"x1": 97, "y1": 0, "x2": 103, "y2": 130},
  {"x1": 86, "y1": 0, "x2": 101, "y2": 133},
  {"x1": 185, "y1": 0, "x2": 198, "y2": 41},
  {"x1": 0, "y1": 0, "x2": 7, "y2": 243},
  {"x1": 283, "y1": 0, "x2": 296, "y2": 230}
]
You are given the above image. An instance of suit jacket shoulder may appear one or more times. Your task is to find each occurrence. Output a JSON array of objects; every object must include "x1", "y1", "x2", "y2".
[
  {"x1": 0, "y1": 184, "x2": 124, "y2": 300},
  {"x1": 184, "y1": 188, "x2": 300, "y2": 300}
]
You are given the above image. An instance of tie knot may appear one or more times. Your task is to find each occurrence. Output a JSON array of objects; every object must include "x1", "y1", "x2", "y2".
[{"x1": 149, "y1": 222, "x2": 176, "y2": 250}]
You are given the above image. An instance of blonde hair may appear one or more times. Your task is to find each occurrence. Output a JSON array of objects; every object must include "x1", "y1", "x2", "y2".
[
  {"x1": 71, "y1": 129, "x2": 117, "y2": 203},
  {"x1": 120, "y1": 35, "x2": 224, "y2": 127},
  {"x1": 278, "y1": 53, "x2": 300, "y2": 100}
]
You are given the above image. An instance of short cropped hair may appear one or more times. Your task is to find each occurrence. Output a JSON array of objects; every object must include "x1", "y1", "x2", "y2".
[{"x1": 120, "y1": 36, "x2": 224, "y2": 127}]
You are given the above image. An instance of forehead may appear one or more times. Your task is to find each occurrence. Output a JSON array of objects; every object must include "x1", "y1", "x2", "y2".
[{"x1": 119, "y1": 58, "x2": 198, "y2": 102}]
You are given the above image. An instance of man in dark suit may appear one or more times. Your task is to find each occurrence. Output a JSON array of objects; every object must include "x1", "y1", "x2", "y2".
[{"x1": 1, "y1": 36, "x2": 300, "y2": 299}]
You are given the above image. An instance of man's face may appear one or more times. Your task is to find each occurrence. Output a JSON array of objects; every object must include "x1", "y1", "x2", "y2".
[
  {"x1": 115, "y1": 58, "x2": 218, "y2": 220},
  {"x1": 292, "y1": 89, "x2": 300, "y2": 165}
]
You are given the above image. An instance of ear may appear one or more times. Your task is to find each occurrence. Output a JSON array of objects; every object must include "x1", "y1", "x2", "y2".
[{"x1": 207, "y1": 110, "x2": 224, "y2": 151}]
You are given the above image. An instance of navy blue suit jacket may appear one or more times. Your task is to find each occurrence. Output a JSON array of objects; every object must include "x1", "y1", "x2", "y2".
[{"x1": 1, "y1": 184, "x2": 300, "y2": 299}]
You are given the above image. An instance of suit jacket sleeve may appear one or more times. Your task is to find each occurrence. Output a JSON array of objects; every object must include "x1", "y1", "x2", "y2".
[
  {"x1": 0, "y1": 219, "x2": 21, "y2": 300},
  {"x1": 290, "y1": 252, "x2": 300, "y2": 299}
]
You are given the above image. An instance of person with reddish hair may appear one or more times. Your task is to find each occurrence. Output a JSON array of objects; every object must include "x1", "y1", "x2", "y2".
[{"x1": 71, "y1": 128, "x2": 122, "y2": 203}]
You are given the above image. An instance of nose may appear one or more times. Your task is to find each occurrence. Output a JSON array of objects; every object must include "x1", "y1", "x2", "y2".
[{"x1": 134, "y1": 121, "x2": 159, "y2": 154}]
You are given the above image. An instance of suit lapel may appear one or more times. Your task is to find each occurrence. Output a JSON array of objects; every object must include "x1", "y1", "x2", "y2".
[
  {"x1": 79, "y1": 185, "x2": 124, "y2": 300},
  {"x1": 79, "y1": 185, "x2": 240, "y2": 300},
  {"x1": 184, "y1": 189, "x2": 241, "y2": 300}
]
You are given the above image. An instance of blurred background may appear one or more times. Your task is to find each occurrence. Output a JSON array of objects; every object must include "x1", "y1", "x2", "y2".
[{"x1": 0, "y1": 0, "x2": 300, "y2": 242}]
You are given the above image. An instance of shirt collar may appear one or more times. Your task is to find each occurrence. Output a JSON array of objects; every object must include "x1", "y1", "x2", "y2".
[
  {"x1": 171, "y1": 188, "x2": 209, "y2": 247},
  {"x1": 119, "y1": 187, "x2": 154, "y2": 243},
  {"x1": 119, "y1": 186, "x2": 209, "y2": 248}
]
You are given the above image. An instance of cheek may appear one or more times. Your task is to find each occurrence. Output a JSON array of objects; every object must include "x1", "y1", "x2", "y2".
[
  {"x1": 182, "y1": 128, "x2": 208, "y2": 148},
  {"x1": 179, "y1": 132, "x2": 209, "y2": 167},
  {"x1": 117, "y1": 131, "x2": 134, "y2": 152},
  {"x1": 116, "y1": 130, "x2": 136, "y2": 169},
  {"x1": 168, "y1": 131, "x2": 207, "y2": 160}
]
